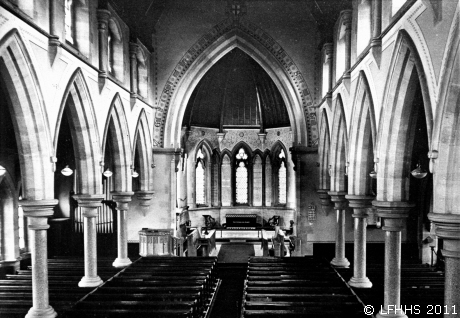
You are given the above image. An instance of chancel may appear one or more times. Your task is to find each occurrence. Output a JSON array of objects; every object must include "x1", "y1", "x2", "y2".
[{"x1": 0, "y1": 0, "x2": 459, "y2": 317}]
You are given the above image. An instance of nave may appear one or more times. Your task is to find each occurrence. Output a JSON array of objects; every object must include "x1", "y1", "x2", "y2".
[{"x1": 0, "y1": 251, "x2": 447, "y2": 318}]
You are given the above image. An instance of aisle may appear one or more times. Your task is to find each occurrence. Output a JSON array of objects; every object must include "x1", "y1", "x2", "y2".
[{"x1": 210, "y1": 263, "x2": 247, "y2": 318}]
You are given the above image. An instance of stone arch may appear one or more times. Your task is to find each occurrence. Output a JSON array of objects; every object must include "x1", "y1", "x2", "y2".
[
  {"x1": 101, "y1": 93, "x2": 132, "y2": 192},
  {"x1": 0, "y1": 29, "x2": 53, "y2": 200},
  {"x1": 132, "y1": 109, "x2": 153, "y2": 191},
  {"x1": 55, "y1": 68, "x2": 101, "y2": 195},
  {"x1": 329, "y1": 95, "x2": 348, "y2": 193},
  {"x1": 376, "y1": 30, "x2": 433, "y2": 202},
  {"x1": 430, "y1": 11, "x2": 460, "y2": 215},
  {"x1": 348, "y1": 71, "x2": 377, "y2": 196},
  {"x1": 194, "y1": 139, "x2": 213, "y2": 206},
  {"x1": 157, "y1": 19, "x2": 315, "y2": 148},
  {"x1": 318, "y1": 109, "x2": 331, "y2": 191}
]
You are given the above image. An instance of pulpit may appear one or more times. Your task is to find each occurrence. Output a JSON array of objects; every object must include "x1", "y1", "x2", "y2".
[{"x1": 138, "y1": 228, "x2": 174, "y2": 256}]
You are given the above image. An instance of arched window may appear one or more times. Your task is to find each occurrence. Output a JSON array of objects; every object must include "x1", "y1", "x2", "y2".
[
  {"x1": 235, "y1": 148, "x2": 249, "y2": 204},
  {"x1": 356, "y1": 0, "x2": 372, "y2": 55},
  {"x1": 196, "y1": 148, "x2": 206, "y2": 205},
  {"x1": 278, "y1": 150, "x2": 287, "y2": 204},
  {"x1": 65, "y1": 0, "x2": 74, "y2": 44},
  {"x1": 107, "y1": 19, "x2": 124, "y2": 81}
]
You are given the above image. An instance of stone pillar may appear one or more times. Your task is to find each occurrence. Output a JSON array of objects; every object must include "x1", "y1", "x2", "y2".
[
  {"x1": 20, "y1": 200, "x2": 58, "y2": 318},
  {"x1": 428, "y1": 213, "x2": 460, "y2": 316},
  {"x1": 73, "y1": 194, "x2": 105, "y2": 288},
  {"x1": 329, "y1": 191, "x2": 350, "y2": 267},
  {"x1": 290, "y1": 146, "x2": 315, "y2": 255},
  {"x1": 112, "y1": 192, "x2": 134, "y2": 268},
  {"x1": 97, "y1": 9, "x2": 110, "y2": 78},
  {"x1": 129, "y1": 42, "x2": 139, "y2": 97},
  {"x1": 342, "y1": 10, "x2": 352, "y2": 78},
  {"x1": 346, "y1": 195, "x2": 373, "y2": 288},
  {"x1": 374, "y1": 201, "x2": 414, "y2": 318}
]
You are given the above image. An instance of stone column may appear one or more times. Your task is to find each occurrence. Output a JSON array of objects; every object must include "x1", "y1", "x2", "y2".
[
  {"x1": 374, "y1": 200, "x2": 414, "y2": 318},
  {"x1": 342, "y1": 10, "x2": 352, "y2": 79},
  {"x1": 129, "y1": 42, "x2": 139, "y2": 97},
  {"x1": 428, "y1": 213, "x2": 460, "y2": 316},
  {"x1": 346, "y1": 195, "x2": 373, "y2": 288},
  {"x1": 112, "y1": 192, "x2": 134, "y2": 268},
  {"x1": 329, "y1": 191, "x2": 350, "y2": 267},
  {"x1": 97, "y1": 9, "x2": 110, "y2": 78},
  {"x1": 187, "y1": 153, "x2": 197, "y2": 209},
  {"x1": 20, "y1": 200, "x2": 58, "y2": 318},
  {"x1": 73, "y1": 194, "x2": 105, "y2": 288}
]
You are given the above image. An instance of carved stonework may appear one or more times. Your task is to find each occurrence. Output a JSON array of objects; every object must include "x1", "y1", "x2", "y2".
[{"x1": 154, "y1": 18, "x2": 317, "y2": 148}]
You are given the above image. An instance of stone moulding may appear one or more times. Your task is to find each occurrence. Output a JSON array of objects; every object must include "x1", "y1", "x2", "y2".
[{"x1": 154, "y1": 18, "x2": 318, "y2": 148}]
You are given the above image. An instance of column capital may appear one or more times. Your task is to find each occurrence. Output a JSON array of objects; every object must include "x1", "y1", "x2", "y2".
[
  {"x1": 72, "y1": 194, "x2": 104, "y2": 208},
  {"x1": 19, "y1": 199, "x2": 58, "y2": 218},
  {"x1": 328, "y1": 191, "x2": 348, "y2": 210},
  {"x1": 346, "y1": 195, "x2": 374, "y2": 208},
  {"x1": 428, "y1": 213, "x2": 460, "y2": 243},
  {"x1": 317, "y1": 189, "x2": 331, "y2": 206},
  {"x1": 136, "y1": 190, "x2": 155, "y2": 206},
  {"x1": 96, "y1": 9, "x2": 111, "y2": 26},
  {"x1": 112, "y1": 191, "x2": 134, "y2": 211},
  {"x1": 373, "y1": 200, "x2": 414, "y2": 231},
  {"x1": 129, "y1": 42, "x2": 140, "y2": 56},
  {"x1": 340, "y1": 9, "x2": 353, "y2": 27},
  {"x1": 322, "y1": 43, "x2": 334, "y2": 56}
]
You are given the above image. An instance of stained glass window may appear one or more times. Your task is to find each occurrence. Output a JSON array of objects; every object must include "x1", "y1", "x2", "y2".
[
  {"x1": 235, "y1": 148, "x2": 248, "y2": 204},
  {"x1": 196, "y1": 148, "x2": 206, "y2": 205},
  {"x1": 278, "y1": 149, "x2": 287, "y2": 204}
]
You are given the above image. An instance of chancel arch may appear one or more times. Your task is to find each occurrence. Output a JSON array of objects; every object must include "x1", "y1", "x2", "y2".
[{"x1": 161, "y1": 26, "x2": 310, "y2": 148}]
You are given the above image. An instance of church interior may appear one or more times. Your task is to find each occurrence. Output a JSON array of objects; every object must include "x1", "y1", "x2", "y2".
[{"x1": 0, "y1": 0, "x2": 459, "y2": 317}]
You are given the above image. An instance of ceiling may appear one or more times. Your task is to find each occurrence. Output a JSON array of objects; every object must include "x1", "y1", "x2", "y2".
[
  {"x1": 182, "y1": 48, "x2": 290, "y2": 130},
  {"x1": 109, "y1": 0, "x2": 352, "y2": 51}
]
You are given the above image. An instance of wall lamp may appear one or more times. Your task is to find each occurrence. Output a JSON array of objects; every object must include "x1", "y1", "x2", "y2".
[{"x1": 61, "y1": 165, "x2": 73, "y2": 176}]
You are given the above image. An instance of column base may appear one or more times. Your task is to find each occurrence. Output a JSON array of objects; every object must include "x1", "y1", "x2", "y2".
[
  {"x1": 25, "y1": 305, "x2": 57, "y2": 318},
  {"x1": 376, "y1": 308, "x2": 408, "y2": 318},
  {"x1": 112, "y1": 257, "x2": 132, "y2": 268},
  {"x1": 331, "y1": 257, "x2": 350, "y2": 268},
  {"x1": 78, "y1": 275, "x2": 103, "y2": 288},
  {"x1": 348, "y1": 276, "x2": 372, "y2": 288}
]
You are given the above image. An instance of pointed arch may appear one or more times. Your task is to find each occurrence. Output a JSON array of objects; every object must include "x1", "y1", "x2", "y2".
[
  {"x1": 318, "y1": 109, "x2": 331, "y2": 190},
  {"x1": 161, "y1": 26, "x2": 310, "y2": 148},
  {"x1": 55, "y1": 68, "x2": 101, "y2": 195},
  {"x1": 231, "y1": 141, "x2": 253, "y2": 162},
  {"x1": 0, "y1": 29, "x2": 53, "y2": 200},
  {"x1": 348, "y1": 71, "x2": 377, "y2": 196},
  {"x1": 431, "y1": 10, "x2": 460, "y2": 215},
  {"x1": 102, "y1": 93, "x2": 132, "y2": 192},
  {"x1": 376, "y1": 30, "x2": 433, "y2": 202},
  {"x1": 132, "y1": 109, "x2": 153, "y2": 191},
  {"x1": 329, "y1": 95, "x2": 348, "y2": 193}
]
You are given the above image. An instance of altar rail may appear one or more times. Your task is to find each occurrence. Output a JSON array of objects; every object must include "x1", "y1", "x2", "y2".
[{"x1": 187, "y1": 207, "x2": 295, "y2": 229}]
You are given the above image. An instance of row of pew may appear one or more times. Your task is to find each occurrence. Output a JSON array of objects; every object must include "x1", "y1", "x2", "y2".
[
  {"x1": 335, "y1": 259, "x2": 445, "y2": 317},
  {"x1": 241, "y1": 256, "x2": 368, "y2": 318},
  {"x1": 0, "y1": 256, "x2": 219, "y2": 318}
]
